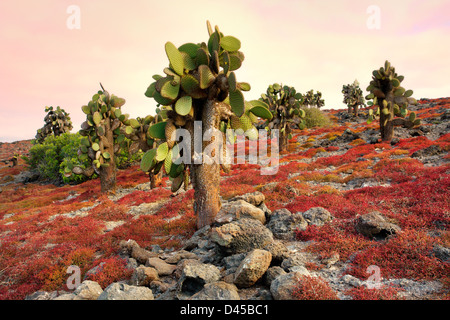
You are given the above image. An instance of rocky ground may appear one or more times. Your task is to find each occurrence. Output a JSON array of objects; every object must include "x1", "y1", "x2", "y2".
[{"x1": 1, "y1": 98, "x2": 449, "y2": 300}]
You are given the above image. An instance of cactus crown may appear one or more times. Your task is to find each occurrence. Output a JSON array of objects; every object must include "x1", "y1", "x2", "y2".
[
  {"x1": 75, "y1": 84, "x2": 128, "y2": 172},
  {"x1": 366, "y1": 60, "x2": 419, "y2": 126},
  {"x1": 342, "y1": 80, "x2": 366, "y2": 108},
  {"x1": 262, "y1": 83, "x2": 306, "y2": 132},
  {"x1": 35, "y1": 106, "x2": 73, "y2": 143},
  {"x1": 142, "y1": 21, "x2": 272, "y2": 192}
]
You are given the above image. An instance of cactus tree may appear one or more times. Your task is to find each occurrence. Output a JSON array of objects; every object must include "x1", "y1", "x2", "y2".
[
  {"x1": 366, "y1": 61, "x2": 419, "y2": 141},
  {"x1": 143, "y1": 21, "x2": 272, "y2": 229},
  {"x1": 261, "y1": 83, "x2": 306, "y2": 152},
  {"x1": 342, "y1": 80, "x2": 366, "y2": 117},
  {"x1": 313, "y1": 91, "x2": 325, "y2": 109},
  {"x1": 69, "y1": 84, "x2": 130, "y2": 193},
  {"x1": 35, "y1": 106, "x2": 73, "y2": 143}
]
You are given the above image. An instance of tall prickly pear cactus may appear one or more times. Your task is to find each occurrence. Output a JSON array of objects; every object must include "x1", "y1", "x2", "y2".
[
  {"x1": 35, "y1": 106, "x2": 73, "y2": 143},
  {"x1": 342, "y1": 80, "x2": 366, "y2": 117},
  {"x1": 143, "y1": 21, "x2": 272, "y2": 229},
  {"x1": 366, "y1": 60, "x2": 419, "y2": 141},
  {"x1": 313, "y1": 91, "x2": 325, "y2": 109},
  {"x1": 261, "y1": 83, "x2": 306, "y2": 151},
  {"x1": 69, "y1": 84, "x2": 129, "y2": 193}
]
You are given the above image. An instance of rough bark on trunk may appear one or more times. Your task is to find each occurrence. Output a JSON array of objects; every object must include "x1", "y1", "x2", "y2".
[
  {"x1": 99, "y1": 118, "x2": 117, "y2": 194},
  {"x1": 188, "y1": 100, "x2": 222, "y2": 229}
]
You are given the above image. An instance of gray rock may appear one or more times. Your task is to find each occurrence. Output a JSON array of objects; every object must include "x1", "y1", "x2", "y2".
[
  {"x1": 264, "y1": 266, "x2": 287, "y2": 287},
  {"x1": 432, "y1": 245, "x2": 450, "y2": 263},
  {"x1": 130, "y1": 266, "x2": 159, "y2": 286},
  {"x1": 222, "y1": 253, "x2": 247, "y2": 271},
  {"x1": 266, "y1": 209, "x2": 307, "y2": 240},
  {"x1": 270, "y1": 272, "x2": 304, "y2": 300},
  {"x1": 182, "y1": 225, "x2": 211, "y2": 251},
  {"x1": 229, "y1": 192, "x2": 266, "y2": 207},
  {"x1": 190, "y1": 281, "x2": 240, "y2": 300},
  {"x1": 97, "y1": 282, "x2": 154, "y2": 300},
  {"x1": 281, "y1": 253, "x2": 308, "y2": 272},
  {"x1": 210, "y1": 218, "x2": 274, "y2": 255},
  {"x1": 263, "y1": 240, "x2": 289, "y2": 263},
  {"x1": 302, "y1": 207, "x2": 333, "y2": 226},
  {"x1": 234, "y1": 249, "x2": 272, "y2": 288},
  {"x1": 132, "y1": 246, "x2": 157, "y2": 264},
  {"x1": 177, "y1": 260, "x2": 221, "y2": 299},
  {"x1": 355, "y1": 211, "x2": 401, "y2": 239},
  {"x1": 146, "y1": 257, "x2": 177, "y2": 276},
  {"x1": 215, "y1": 200, "x2": 266, "y2": 225},
  {"x1": 73, "y1": 280, "x2": 103, "y2": 300},
  {"x1": 25, "y1": 291, "x2": 58, "y2": 300}
]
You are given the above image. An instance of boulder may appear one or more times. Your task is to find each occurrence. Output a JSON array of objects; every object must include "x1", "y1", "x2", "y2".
[
  {"x1": 210, "y1": 218, "x2": 274, "y2": 255},
  {"x1": 146, "y1": 257, "x2": 177, "y2": 276},
  {"x1": 233, "y1": 249, "x2": 272, "y2": 288},
  {"x1": 263, "y1": 240, "x2": 290, "y2": 264},
  {"x1": 355, "y1": 211, "x2": 401, "y2": 239},
  {"x1": 97, "y1": 283, "x2": 154, "y2": 300},
  {"x1": 270, "y1": 271, "x2": 304, "y2": 300},
  {"x1": 177, "y1": 260, "x2": 221, "y2": 299},
  {"x1": 132, "y1": 246, "x2": 157, "y2": 264},
  {"x1": 130, "y1": 266, "x2": 159, "y2": 286},
  {"x1": 229, "y1": 192, "x2": 266, "y2": 207},
  {"x1": 266, "y1": 209, "x2": 307, "y2": 240},
  {"x1": 302, "y1": 207, "x2": 333, "y2": 226},
  {"x1": 264, "y1": 266, "x2": 286, "y2": 287},
  {"x1": 73, "y1": 280, "x2": 103, "y2": 300},
  {"x1": 190, "y1": 282, "x2": 240, "y2": 300},
  {"x1": 215, "y1": 200, "x2": 266, "y2": 224}
]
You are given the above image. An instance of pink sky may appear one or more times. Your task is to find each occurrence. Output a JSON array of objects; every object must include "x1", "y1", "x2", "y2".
[{"x1": 1, "y1": 0, "x2": 449, "y2": 142}]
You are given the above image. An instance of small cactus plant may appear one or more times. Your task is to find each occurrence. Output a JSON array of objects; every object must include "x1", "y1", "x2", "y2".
[
  {"x1": 69, "y1": 84, "x2": 130, "y2": 193},
  {"x1": 342, "y1": 80, "x2": 366, "y2": 117},
  {"x1": 35, "y1": 106, "x2": 73, "y2": 143},
  {"x1": 366, "y1": 60, "x2": 420, "y2": 141},
  {"x1": 143, "y1": 21, "x2": 272, "y2": 228},
  {"x1": 261, "y1": 83, "x2": 306, "y2": 151},
  {"x1": 313, "y1": 91, "x2": 325, "y2": 109}
]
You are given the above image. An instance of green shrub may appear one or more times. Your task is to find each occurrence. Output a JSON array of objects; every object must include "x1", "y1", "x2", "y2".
[
  {"x1": 301, "y1": 107, "x2": 332, "y2": 128},
  {"x1": 27, "y1": 133, "x2": 94, "y2": 184}
]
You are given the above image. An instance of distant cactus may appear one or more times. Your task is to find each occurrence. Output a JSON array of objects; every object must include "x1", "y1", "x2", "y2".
[
  {"x1": 342, "y1": 80, "x2": 366, "y2": 116},
  {"x1": 313, "y1": 91, "x2": 325, "y2": 108},
  {"x1": 143, "y1": 21, "x2": 272, "y2": 228},
  {"x1": 261, "y1": 83, "x2": 306, "y2": 151},
  {"x1": 366, "y1": 61, "x2": 419, "y2": 141},
  {"x1": 69, "y1": 84, "x2": 129, "y2": 193},
  {"x1": 35, "y1": 106, "x2": 73, "y2": 143}
]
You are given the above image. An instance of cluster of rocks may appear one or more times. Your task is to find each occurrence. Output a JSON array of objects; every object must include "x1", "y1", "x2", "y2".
[{"x1": 27, "y1": 191, "x2": 416, "y2": 301}]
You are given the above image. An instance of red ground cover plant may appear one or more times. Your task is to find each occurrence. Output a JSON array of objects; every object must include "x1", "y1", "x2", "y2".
[
  {"x1": 345, "y1": 285, "x2": 403, "y2": 300},
  {"x1": 84, "y1": 256, "x2": 133, "y2": 289},
  {"x1": 293, "y1": 276, "x2": 339, "y2": 300},
  {"x1": 347, "y1": 230, "x2": 447, "y2": 281}
]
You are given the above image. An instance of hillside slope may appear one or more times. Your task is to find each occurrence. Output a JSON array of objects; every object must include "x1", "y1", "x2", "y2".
[{"x1": 0, "y1": 98, "x2": 449, "y2": 300}]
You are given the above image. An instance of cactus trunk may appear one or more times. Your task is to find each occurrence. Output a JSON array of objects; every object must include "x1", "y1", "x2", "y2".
[
  {"x1": 188, "y1": 100, "x2": 221, "y2": 229},
  {"x1": 99, "y1": 118, "x2": 117, "y2": 193}
]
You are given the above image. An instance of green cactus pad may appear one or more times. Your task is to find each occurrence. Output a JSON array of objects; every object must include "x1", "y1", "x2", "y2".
[
  {"x1": 220, "y1": 36, "x2": 241, "y2": 52},
  {"x1": 249, "y1": 105, "x2": 272, "y2": 120},
  {"x1": 229, "y1": 89, "x2": 245, "y2": 117},
  {"x1": 141, "y1": 149, "x2": 157, "y2": 172},
  {"x1": 238, "y1": 82, "x2": 251, "y2": 92},
  {"x1": 228, "y1": 72, "x2": 237, "y2": 92},
  {"x1": 175, "y1": 96, "x2": 192, "y2": 116},
  {"x1": 156, "y1": 142, "x2": 169, "y2": 162},
  {"x1": 148, "y1": 121, "x2": 167, "y2": 140},
  {"x1": 93, "y1": 112, "x2": 102, "y2": 126},
  {"x1": 196, "y1": 47, "x2": 210, "y2": 67},
  {"x1": 178, "y1": 43, "x2": 200, "y2": 59},
  {"x1": 228, "y1": 53, "x2": 242, "y2": 71},
  {"x1": 165, "y1": 42, "x2": 185, "y2": 76},
  {"x1": 199, "y1": 65, "x2": 216, "y2": 89},
  {"x1": 161, "y1": 81, "x2": 180, "y2": 100}
]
